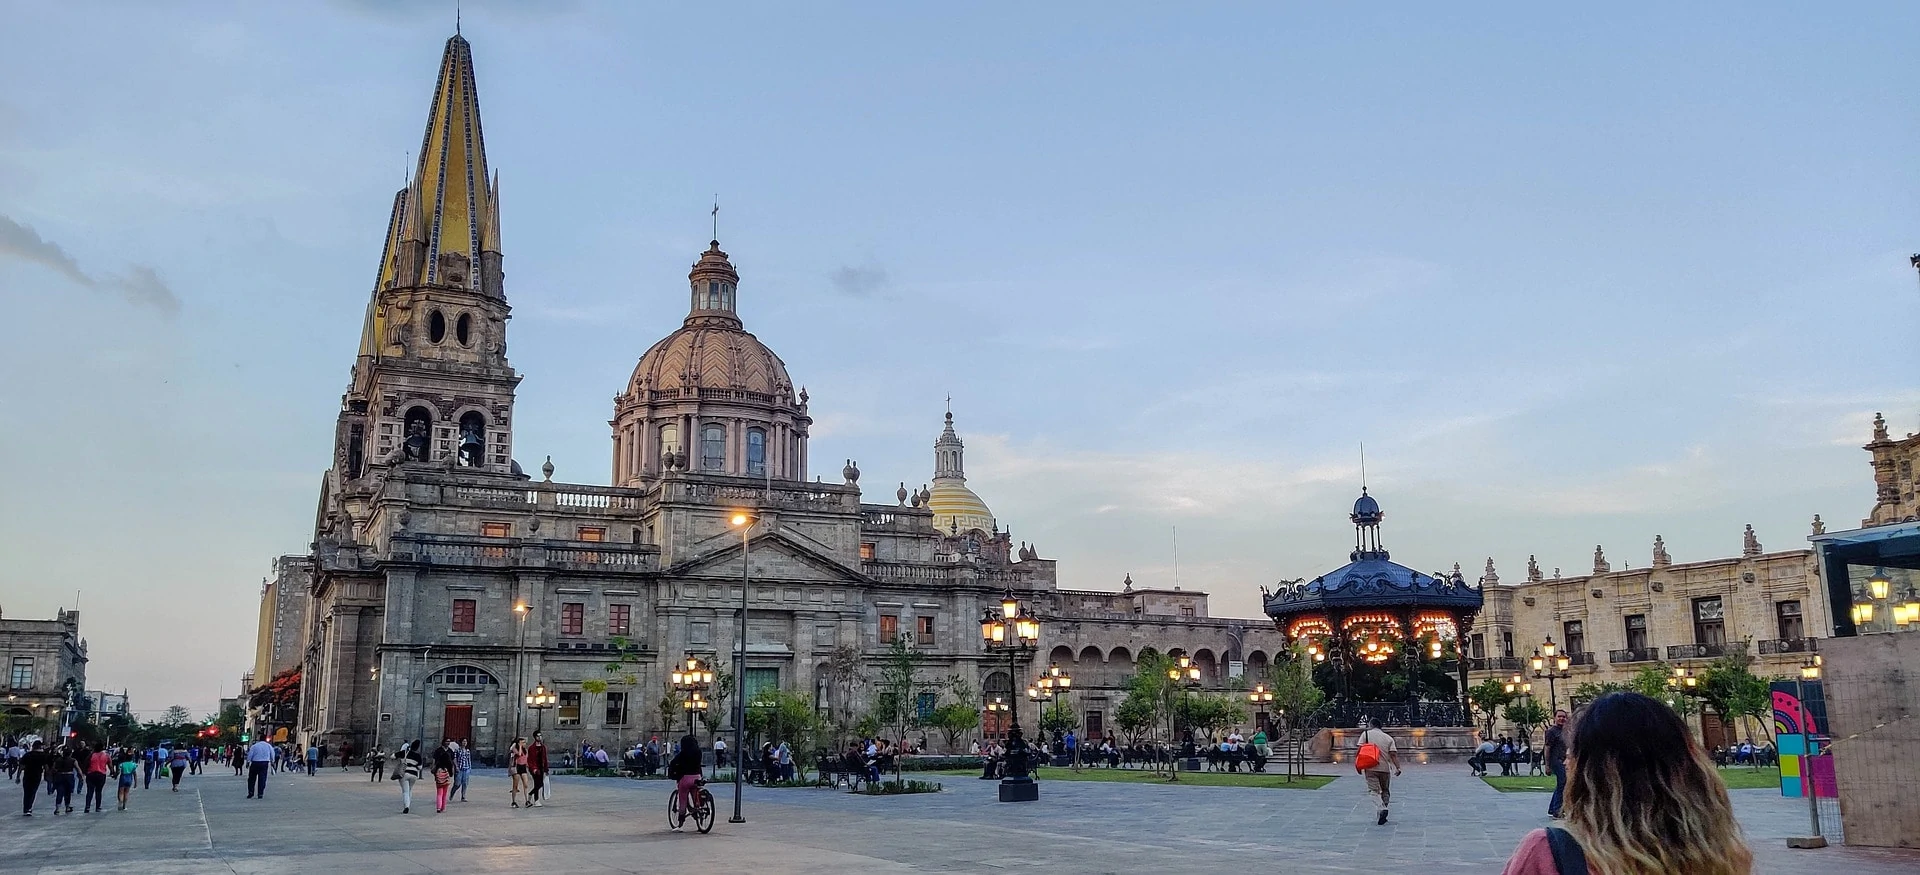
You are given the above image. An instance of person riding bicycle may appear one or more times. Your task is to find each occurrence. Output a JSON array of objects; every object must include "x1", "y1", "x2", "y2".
[{"x1": 667, "y1": 734, "x2": 703, "y2": 831}]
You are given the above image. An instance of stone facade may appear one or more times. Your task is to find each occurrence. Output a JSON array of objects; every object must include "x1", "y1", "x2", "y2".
[
  {"x1": 1, "y1": 608, "x2": 87, "y2": 727},
  {"x1": 1467, "y1": 533, "x2": 1830, "y2": 724},
  {"x1": 1864, "y1": 411, "x2": 1920, "y2": 526},
  {"x1": 281, "y1": 33, "x2": 1285, "y2": 761}
]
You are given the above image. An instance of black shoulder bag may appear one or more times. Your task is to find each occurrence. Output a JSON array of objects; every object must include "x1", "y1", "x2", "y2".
[{"x1": 1546, "y1": 827, "x2": 1589, "y2": 875}]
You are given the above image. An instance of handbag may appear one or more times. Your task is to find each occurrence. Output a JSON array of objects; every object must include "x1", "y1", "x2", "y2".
[
  {"x1": 433, "y1": 769, "x2": 451, "y2": 787},
  {"x1": 1546, "y1": 827, "x2": 1589, "y2": 875}
]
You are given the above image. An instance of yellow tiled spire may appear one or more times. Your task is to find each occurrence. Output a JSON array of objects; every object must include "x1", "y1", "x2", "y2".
[
  {"x1": 402, "y1": 33, "x2": 496, "y2": 289},
  {"x1": 357, "y1": 188, "x2": 410, "y2": 362}
]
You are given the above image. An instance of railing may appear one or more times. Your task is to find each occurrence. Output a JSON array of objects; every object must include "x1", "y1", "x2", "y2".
[
  {"x1": 419, "y1": 542, "x2": 519, "y2": 566},
  {"x1": 1666, "y1": 641, "x2": 1748, "y2": 660},
  {"x1": 548, "y1": 547, "x2": 651, "y2": 568},
  {"x1": 1609, "y1": 647, "x2": 1661, "y2": 664},
  {"x1": 862, "y1": 560, "x2": 953, "y2": 580},
  {"x1": 450, "y1": 485, "x2": 533, "y2": 505},
  {"x1": 1468, "y1": 657, "x2": 1522, "y2": 672},
  {"x1": 1757, "y1": 637, "x2": 1819, "y2": 655},
  {"x1": 1567, "y1": 651, "x2": 1597, "y2": 667},
  {"x1": 661, "y1": 479, "x2": 856, "y2": 511},
  {"x1": 1311, "y1": 699, "x2": 1469, "y2": 728}
]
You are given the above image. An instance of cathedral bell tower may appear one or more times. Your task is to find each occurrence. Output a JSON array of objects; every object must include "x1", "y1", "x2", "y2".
[{"x1": 331, "y1": 33, "x2": 521, "y2": 496}]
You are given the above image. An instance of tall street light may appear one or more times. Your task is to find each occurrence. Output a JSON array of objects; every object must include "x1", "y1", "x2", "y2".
[
  {"x1": 1167, "y1": 655, "x2": 1201, "y2": 779},
  {"x1": 671, "y1": 655, "x2": 715, "y2": 739},
  {"x1": 981, "y1": 586, "x2": 1041, "y2": 802},
  {"x1": 728, "y1": 510, "x2": 754, "y2": 824},
  {"x1": 1795, "y1": 654, "x2": 1825, "y2": 845},
  {"x1": 513, "y1": 601, "x2": 530, "y2": 740},
  {"x1": 1529, "y1": 636, "x2": 1572, "y2": 714},
  {"x1": 1044, "y1": 664, "x2": 1075, "y2": 769}
]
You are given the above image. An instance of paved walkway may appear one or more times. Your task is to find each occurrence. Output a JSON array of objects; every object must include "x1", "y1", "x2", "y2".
[{"x1": 0, "y1": 764, "x2": 1913, "y2": 873}]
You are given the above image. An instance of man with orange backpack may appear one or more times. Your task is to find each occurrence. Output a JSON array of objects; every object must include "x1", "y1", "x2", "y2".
[{"x1": 1353, "y1": 717, "x2": 1402, "y2": 825}]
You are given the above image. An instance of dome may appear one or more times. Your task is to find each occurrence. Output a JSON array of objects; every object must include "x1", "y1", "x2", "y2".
[
  {"x1": 929, "y1": 481, "x2": 995, "y2": 534},
  {"x1": 626, "y1": 324, "x2": 793, "y2": 401},
  {"x1": 1351, "y1": 489, "x2": 1382, "y2": 525}
]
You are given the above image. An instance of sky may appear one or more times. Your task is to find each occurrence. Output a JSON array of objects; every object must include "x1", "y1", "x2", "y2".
[{"x1": 3, "y1": 1, "x2": 1919, "y2": 718}]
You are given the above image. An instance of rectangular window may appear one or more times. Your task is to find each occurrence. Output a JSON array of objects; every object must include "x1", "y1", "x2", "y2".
[
  {"x1": 451, "y1": 598, "x2": 476, "y2": 633},
  {"x1": 1563, "y1": 620, "x2": 1584, "y2": 656},
  {"x1": 1469, "y1": 634, "x2": 1485, "y2": 660},
  {"x1": 701, "y1": 425, "x2": 726, "y2": 471},
  {"x1": 915, "y1": 691, "x2": 937, "y2": 721},
  {"x1": 879, "y1": 614, "x2": 899, "y2": 644},
  {"x1": 577, "y1": 526, "x2": 606, "y2": 542},
  {"x1": 859, "y1": 542, "x2": 875, "y2": 561},
  {"x1": 1180, "y1": 605, "x2": 1196, "y2": 618},
  {"x1": 9, "y1": 657, "x2": 31, "y2": 690},
  {"x1": 746, "y1": 428, "x2": 766, "y2": 477},
  {"x1": 561, "y1": 602, "x2": 585, "y2": 637},
  {"x1": 1693, "y1": 597, "x2": 1725, "y2": 646},
  {"x1": 1776, "y1": 600, "x2": 1804, "y2": 640},
  {"x1": 480, "y1": 521, "x2": 511, "y2": 538},
  {"x1": 917, "y1": 615, "x2": 935, "y2": 645},
  {"x1": 557, "y1": 692, "x2": 581, "y2": 726},
  {"x1": 605, "y1": 691, "x2": 628, "y2": 726},
  {"x1": 608, "y1": 603, "x2": 632, "y2": 637},
  {"x1": 1625, "y1": 614, "x2": 1649, "y2": 651},
  {"x1": 1501, "y1": 630, "x2": 1515, "y2": 658},
  {"x1": 744, "y1": 667, "x2": 780, "y2": 703}
]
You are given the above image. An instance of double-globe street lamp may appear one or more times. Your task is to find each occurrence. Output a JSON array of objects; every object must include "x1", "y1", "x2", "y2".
[
  {"x1": 1167, "y1": 655, "x2": 1202, "y2": 780},
  {"x1": 981, "y1": 587, "x2": 1041, "y2": 802},
  {"x1": 1043, "y1": 664, "x2": 1076, "y2": 769},
  {"x1": 728, "y1": 511, "x2": 755, "y2": 824}
]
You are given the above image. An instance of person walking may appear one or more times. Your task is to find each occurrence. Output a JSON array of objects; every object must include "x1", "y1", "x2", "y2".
[
  {"x1": 431, "y1": 741, "x2": 455, "y2": 813},
  {"x1": 526, "y1": 732, "x2": 549, "y2": 807},
  {"x1": 666, "y1": 733, "x2": 702, "y2": 831},
  {"x1": 47, "y1": 745, "x2": 78, "y2": 814},
  {"x1": 82, "y1": 744, "x2": 109, "y2": 813},
  {"x1": 369, "y1": 746, "x2": 387, "y2": 782},
  {"x1": 508, "y1": 737, "x2": 529, "y2": 807},
  {"x1": 115, "y1": 748, "x2": 138, "y2": 811},
  {"x1": 305, "y1": 742, "x2": 319, "y2": 776},
  {"x1": 1543, "y1": 710, "x2": 1570, "y2": 819},
  {"x1": 1500, "y1": 692, "x2": 1752, "y2": 875},
  {"x1": 17, "y1": 741, "x2": 48, "y2": 816},
  {"x1": 245, "y1": 736, "x2": 274, "y2": 799},
  {"x1": 395, "y1": 740, "x2": 423, "y2": 814},
  {"x1": 142, "y1": 746, "x2": 156, "y2": 789},
  {"x1": 169, "y1": 745, "x2": 189, "y2": 791},
  {"x1": 1353, "y1": 717, "x2": 1402, "y2": 825},
  {"x1": 453, "y1": 740, "x2": 472, "y2": 802}
]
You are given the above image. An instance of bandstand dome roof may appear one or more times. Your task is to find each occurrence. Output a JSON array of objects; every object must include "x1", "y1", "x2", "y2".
[{"x1": 1265, "y1": 490, "x2": 1483, "y2": 618}]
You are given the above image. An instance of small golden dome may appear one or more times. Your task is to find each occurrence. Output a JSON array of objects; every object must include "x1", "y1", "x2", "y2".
[{"x1": 929, "y1": 481, "x2": 995, "y2": 534}]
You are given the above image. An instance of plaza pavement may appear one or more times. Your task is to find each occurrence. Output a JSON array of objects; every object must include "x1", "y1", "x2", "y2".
[{"x1": 1, "y1": 763, "x2": 1915, "y2": 874}]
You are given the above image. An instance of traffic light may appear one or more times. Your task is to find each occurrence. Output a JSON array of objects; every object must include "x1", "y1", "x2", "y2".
[{"x1": 240, "y1": 733, "x2": 250, "y2": 742}]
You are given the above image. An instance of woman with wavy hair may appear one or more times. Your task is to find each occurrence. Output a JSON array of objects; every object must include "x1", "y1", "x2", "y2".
[{"x1": 1501, "y1": 691, "x2": 1752, "y2": 875}]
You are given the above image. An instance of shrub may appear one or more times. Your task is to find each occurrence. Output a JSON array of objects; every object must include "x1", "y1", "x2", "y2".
[{"x1": 857, "y1": 779, "x2": 942, "y2": 795}]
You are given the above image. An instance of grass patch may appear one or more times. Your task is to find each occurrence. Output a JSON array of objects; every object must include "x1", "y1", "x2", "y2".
[
  {"x1": 929, "y1": 767, "x2": 1333, "y2": 790},
  {"x1": 1483, "y1": 767, "x2": 1781, "y2": 793}
]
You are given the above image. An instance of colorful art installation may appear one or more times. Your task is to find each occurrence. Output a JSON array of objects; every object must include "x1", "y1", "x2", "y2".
[{"x1": 1771, "y1": 680, "x2": 1832, "y2": 798}]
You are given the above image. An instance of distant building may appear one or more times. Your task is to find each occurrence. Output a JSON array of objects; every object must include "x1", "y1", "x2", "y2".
[
  {"x1": 1, "y1": 607, "x2": 87, "y2": 731},
  {"x1": 87, "y1": 690, "x2": 129, "y2": 719},
  {"x1": 252, "y1": 556, "x2": 313, "y2": 688}
]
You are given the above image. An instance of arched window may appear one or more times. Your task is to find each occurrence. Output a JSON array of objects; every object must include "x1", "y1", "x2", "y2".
[
  {"x1": 429, "y1": 666, "x2": 497, "y2": 686},
  {"x1": 746, "y1": 428, "x2": 766, "y2": 476},
  {"x1": 402, "y1": 406, "x2": 433, "y2": 462},
  {"x1": 701, "y1": 425, "x2": 726, "y2": 471},
  {"x1": 706, "y1": 281, "x2": 723, "y2": 310},
  {"x1": 457, "y1": 411, "x2": 486, "y2": 468}
]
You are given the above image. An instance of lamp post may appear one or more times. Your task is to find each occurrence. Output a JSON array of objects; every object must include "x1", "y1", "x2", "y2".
[
  {"x1": 1666, "y1": 665, "x2": 1702, "y2": 740},
  {"x1": 1248, "y1": 683, "x2": 1275, "y2": 736},
  {"x1": 512, "y1": 601, "x2": 529, "y2": 740},
  {"x1": 1167, "y1": 655, "x2": 1201, "y2": 779},
  {"x1": 981, "y1": 587, "x2": 1041, "y2": 802},
  {"x1": 524, "y1": 683, "x2": 556, "y2": 734},
  {"x1": 1045, "y1": 664, "x2": 1076, "y2": 769},
  {"x1": 671, "y1": 655, "x2": 715, "y2": 739},
  {"x1": 1529, "y1": 637, "x2": 1572, "y2": 714},
  {"x1": 1025, "y1": 679, "x2": 1053, "y2": 766},
  {"x1": 728, "y1": 511, "x2": 754, "y2": 824}
]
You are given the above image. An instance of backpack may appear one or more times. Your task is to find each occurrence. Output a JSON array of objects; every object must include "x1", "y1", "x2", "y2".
[{"x1": 1354, "y1": 738, "x2": 1382, "y2": 772}]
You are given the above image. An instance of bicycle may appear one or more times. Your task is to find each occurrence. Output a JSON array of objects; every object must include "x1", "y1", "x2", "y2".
[{"x1": 666, "y1": 778, "x2": 715, "y2": 834}]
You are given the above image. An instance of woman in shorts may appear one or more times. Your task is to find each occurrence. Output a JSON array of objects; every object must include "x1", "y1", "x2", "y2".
[
  {"x1": 508, "y1": 737, "x2": 529, "y2": 808},
  {"x1": 115, "y1": 748, "x2": 138, "y2": 810}
]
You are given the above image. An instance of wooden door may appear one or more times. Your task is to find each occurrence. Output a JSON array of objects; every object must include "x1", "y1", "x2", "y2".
[
  {"x1": 1084, "y1": 710, "x2": 1104, "y2": 742},
  {"x1": 443, "y1": 704, "x2": 473, "y2": 745}
]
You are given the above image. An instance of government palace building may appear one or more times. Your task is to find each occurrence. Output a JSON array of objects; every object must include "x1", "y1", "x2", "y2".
[{"x1": 256, "y1": 32, "x2": 1875, "y2": 759}]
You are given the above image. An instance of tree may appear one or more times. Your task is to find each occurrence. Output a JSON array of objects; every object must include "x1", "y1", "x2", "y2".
[
  {"x1": 927, "y1": 702, "x2": 981, "y2": 751},
  {"x1": 870, "y1": 634, "x2": 933, "y2": 778},
  {"x1": 1266, "y1": 647, "x2": 1324, "y2": 734},
  {"x1": 1700, "y1": 655, "x2": 1775, "y2": 746},
  {"x1": 701, "y1": 669, "x2": 734, "y2": 739},
  {"x1": 1466, "y1": 679, "x2": 1517, "y2": 737},
  {"x1": 819, "y1": 645, "x2": 864, "y2": 746},
  {"x1": 1039, "y1": 700, "x2": 1075, "y2": 735},
  {"x1": 654, "y1": 695, "x2": 680, "y2": 737},
  {"x1": 161, "y1": 705, "x2": 192, "y2": 727},
  {"x1": 1504, "y1": 698, "x2": 1549, "y2": 743},
  {"x1": 1114, "y1": 692, "x2": 1158, "y2": 745},
  {"x1": 744, "y1": 688, "x2": 826, "y2": 777},
  {"x1": 1570, "y1": 681, "x2": 1628, "y2": 708}
]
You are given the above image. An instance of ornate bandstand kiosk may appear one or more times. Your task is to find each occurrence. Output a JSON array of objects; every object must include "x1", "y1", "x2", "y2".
[{"x1": 1262, "y1": 490, "x2": 1484, "y2": 761}]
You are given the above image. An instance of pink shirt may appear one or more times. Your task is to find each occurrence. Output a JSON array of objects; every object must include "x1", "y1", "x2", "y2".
[
  {"x1": 88, "y1": 751, "x2": 111, "y2": 775},
  {"x1": 1500, "y1": 829, "x2": 1563, "y2": 875}
]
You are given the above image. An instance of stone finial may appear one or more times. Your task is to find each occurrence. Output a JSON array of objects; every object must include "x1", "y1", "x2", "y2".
[
  {"x1": 1743, "y1": 524, "x2": 1761, "y2": 557},
  {"x1": 1593, "y1": 545, "x2": 1610, "y2": 574},
  {"x1": 1811, "y1": 514, "x2": 1826, "y2": 535},
  {"x1": 1652, "y1": 535, "x2": 1671, "y2": 568},
  {"x1": 1483, "y1": 557, "x2": 1499, "y2": 586},
  {"x1": 799, "y1": 386, "x2": 809, "y2": 405},
  {"x1": 541, "y1": 455, "x2": 555, "y2": 482},
  {"x1": 1122, "y1": 572, "x2": 1133, "y2": 591},
  {"x1": 1873, "y1": 411, "x2": 1889, "y2": 442},
  {"x1": 1527, "y1": 554, "x2": 1542, "y2": 583},
  {"x1": 897, "y1": 482, "x2": 909, "y2": 505},
  {"x1": 1553, "y1": 567, "x2": 1561, "y2": 579},
  {"x1": 843, "y1": 459, "x2": 860, "y2": 484}
]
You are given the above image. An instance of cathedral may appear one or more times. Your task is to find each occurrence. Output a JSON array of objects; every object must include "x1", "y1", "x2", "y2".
[{"x1": 286, "y1": 33, "x2": 1286, "y2": 758}]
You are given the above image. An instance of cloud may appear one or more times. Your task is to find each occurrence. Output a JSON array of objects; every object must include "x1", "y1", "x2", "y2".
[
  {"x1": 0, "y1": 215, "x2": 181, "y2": 316},
  {"x1": 830, "y1": 264, "x2": 889, "y2": 297}
]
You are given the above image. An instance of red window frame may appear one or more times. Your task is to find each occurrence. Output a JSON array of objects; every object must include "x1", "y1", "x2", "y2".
[
  {"x1": 561, "y1": 602, "x2": 584, "y2": 637},
  {"x1": 608, "y1": 603, "x2": 632, "y2": 637},
  {"x1": 451, "y1": 599, "x2": 476, "y2": 633}
]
